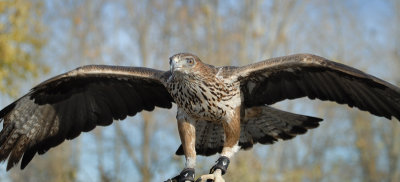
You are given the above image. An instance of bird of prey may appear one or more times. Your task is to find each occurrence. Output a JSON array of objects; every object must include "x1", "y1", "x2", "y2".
[{"x1": 0, "y1": 53, "x2": 400, "y2": 182}]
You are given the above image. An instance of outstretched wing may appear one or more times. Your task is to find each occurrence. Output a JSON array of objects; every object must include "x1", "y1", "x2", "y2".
[
  {"x1": 231, "y1": 54, "x2": 400, "y2": 121},
  {"x1": 0, "y1": 65, "x2": 173, "y2": 170}
]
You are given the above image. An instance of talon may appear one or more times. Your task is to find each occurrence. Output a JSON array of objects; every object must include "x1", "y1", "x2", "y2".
[
  {"x1": 196, "y1": 169, "x2": 225, "y2": 182},
  {"x1": 166, "y1": 168, "x2": 195, "y2": 182},
  {"x1": 195, "y1": 157, "x2": 230, "y2": 182},
  {"x1": 209, "y1": 156, "x2": 230, "y2": 175},
  {"x1": 164, "y1": 175, "x2": 179, "y2": 182}
]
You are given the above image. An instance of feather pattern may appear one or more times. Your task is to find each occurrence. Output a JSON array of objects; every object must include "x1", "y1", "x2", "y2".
[
  {"x1": 230, "y1": 54, "x2": 400, "y2": 120},
  {"x1": 175, "y1": 106, "x2": 322, "y2": 156},
  {"x1": 0, "y1": 65, "x2": 173, "y2": 170}
]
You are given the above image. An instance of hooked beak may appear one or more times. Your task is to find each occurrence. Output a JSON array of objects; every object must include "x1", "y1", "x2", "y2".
[
  {"x1": 169, "y1": 57, "x2": 175, "y2": 73},
  {"x1": 169, "y1": 56, "x2": 183, "y2": 73}
]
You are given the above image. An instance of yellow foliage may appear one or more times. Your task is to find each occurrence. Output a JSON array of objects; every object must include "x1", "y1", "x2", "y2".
[{"x1": 0, "y1": 0, "x2": 46, "y2": 97}]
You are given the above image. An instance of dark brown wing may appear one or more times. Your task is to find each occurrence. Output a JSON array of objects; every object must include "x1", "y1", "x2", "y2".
[
  {"x1": 232, "y1": 54, "x2": 400, "y2": 120},
  {"x1": 0, "y1": 65, "x2": 173, "y2": 170}
]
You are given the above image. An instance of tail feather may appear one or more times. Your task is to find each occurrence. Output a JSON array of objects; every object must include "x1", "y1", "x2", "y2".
[
  {"x1": 239, "y1": 106, "x2": 322, "y2": 149},
  {"x1": 175, "y1": 106, "x2": 322, "y2": 156}
]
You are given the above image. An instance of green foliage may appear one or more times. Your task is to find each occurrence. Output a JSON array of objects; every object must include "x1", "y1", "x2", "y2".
[{"x1": 0, "y1": 0, "x2": 47, "y2": 97}]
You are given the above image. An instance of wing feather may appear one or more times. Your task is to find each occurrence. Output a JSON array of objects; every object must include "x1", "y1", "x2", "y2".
[
  {"x1": 230, "y1": 54, "x2": 400, "y2": 121},
  {"x1": 0, "y1": 65, "x2": 173, "y2": 170}
]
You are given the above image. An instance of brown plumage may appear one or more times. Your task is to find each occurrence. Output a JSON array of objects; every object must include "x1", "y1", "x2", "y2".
[{"x1": 0, "y1": 53, "x2": 399, "y2": 181}]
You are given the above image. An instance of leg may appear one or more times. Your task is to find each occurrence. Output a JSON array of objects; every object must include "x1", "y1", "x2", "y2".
[
  {"x1": 165, "y1": 112, "x2": 197, "y2": 182},
  {"x1": 197, "y1": 108, "x2": 241, "y2": 182}
]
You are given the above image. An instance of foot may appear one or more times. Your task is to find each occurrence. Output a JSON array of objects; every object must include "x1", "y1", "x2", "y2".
[
  {"x1": 165, "y1": 168, "x2": 195, "y2": 182},
  {"x1": 195, "y1": 169, "x2": 224, "y2": 182},
  {"x1": 195, "y1": 156, "x2": 230, "y2": 182}
]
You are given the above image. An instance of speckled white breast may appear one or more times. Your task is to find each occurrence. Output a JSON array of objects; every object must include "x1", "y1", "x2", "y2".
[{"x1": 167, "y1": 73, "x2": 241, "y2": 122}]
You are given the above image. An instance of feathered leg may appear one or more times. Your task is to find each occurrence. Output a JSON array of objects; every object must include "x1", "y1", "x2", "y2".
[
  {"x1": 196, "y1": 107, "x2": 241, "y2": 182},
  {"x1": 166, "y1": 111, "x2": 197, "y2": 182}
]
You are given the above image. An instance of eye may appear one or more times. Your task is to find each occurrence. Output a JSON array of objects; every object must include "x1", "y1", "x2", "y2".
[{"x1": 186, "y1": 58, "x2": 194, "y2": 65}]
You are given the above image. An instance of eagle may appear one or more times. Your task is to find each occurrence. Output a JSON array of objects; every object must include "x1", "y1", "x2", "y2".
[{"x1": 0, "y1": 53, "x2": 399, "y2": 182}]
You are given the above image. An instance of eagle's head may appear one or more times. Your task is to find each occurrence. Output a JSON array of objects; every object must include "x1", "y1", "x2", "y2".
[{"x1": 169, "y1": 53, "x2": 202, "y2": 74}]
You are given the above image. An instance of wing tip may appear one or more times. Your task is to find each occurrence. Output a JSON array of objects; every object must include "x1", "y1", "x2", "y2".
[{"x1": 0, "y1": 102, "x2": 16, "y2": 120}]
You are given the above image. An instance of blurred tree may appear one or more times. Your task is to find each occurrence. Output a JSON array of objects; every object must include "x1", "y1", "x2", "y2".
[
  {"x1": 0, "y1": 0, "x2": 47, "y2": 97},
  {"x1": 0, "y1": 1, "x2": 78, "y2": 182}
]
